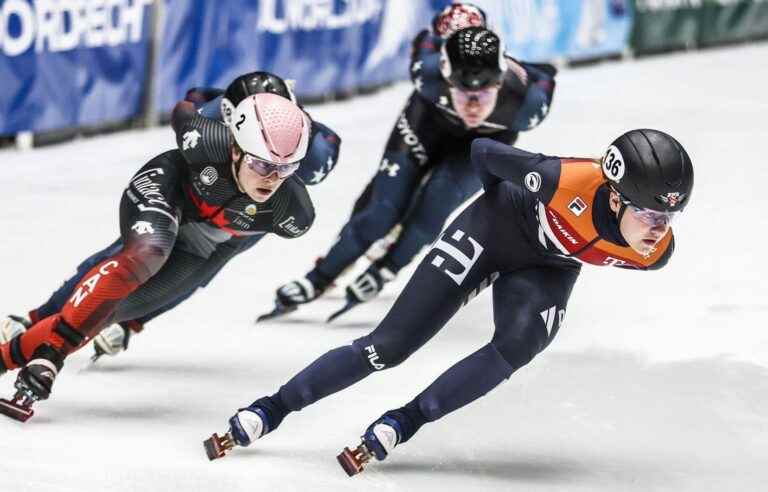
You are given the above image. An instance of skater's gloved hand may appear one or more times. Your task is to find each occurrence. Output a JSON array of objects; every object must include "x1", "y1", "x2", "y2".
[
  {"x1": 276, "y1": 270, "x2": 332, "y2": 307},
  {"x1": 228, "y1": 406, "x2": 269, "y2": 447},
  {"x1": 93, "y1": 325, "x2": 129, "y2": 357},
  {"x1": 92, "y1": 321, "x2": 143, "y2": 358},
  {"x1": 346, "y1": 264, "x2": 395, "y2": 304},
  {"x1": 0, "y1": 315, "x2": 30, "y2": 344},
  {"x1": 276, "y1": 277, "x2": 320, "y2": 306}
]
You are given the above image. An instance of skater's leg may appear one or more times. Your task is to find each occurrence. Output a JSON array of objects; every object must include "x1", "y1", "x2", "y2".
[
  {"x1": 91, "y1": 237, "x2": 246, "y2": 358},
  {"x1": 311, "y1": 154, "x2": 423, "y2": 282},
  {"x1": 377, "y1": 266, "x2": 580, "y2": 445},
  {"x1": 381, "y1": 150, "x2": 482, "y2": 274},
  {"x1": 239, "y1": 196, "x2": 503, "y2": 438},
  {"x1": 341, "y1": 151, "x2": 483, "y2": 305},
  {"x1": 310, "y1": 95, "x2": 442, "y2": 282},
  {"x1": 28, "y1": 239, "x2": 124, "y2": 323},
  {"x1": 0, "y1": 157, "x2": 182, "y2": 370},
  {"x1": 231, "y1": 196, "x2": 495, "y2": 437},
  {"x1": 132, "y1": 235, "x2": 261, "y2": 325}
]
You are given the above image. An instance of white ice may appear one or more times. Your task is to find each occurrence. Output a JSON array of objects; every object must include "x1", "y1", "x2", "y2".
[{"x1": 1, "y1": 43, "x2": 767, "y2": 492}]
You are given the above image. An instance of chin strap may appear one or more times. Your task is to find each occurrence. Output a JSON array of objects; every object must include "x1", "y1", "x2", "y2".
[
  {"x1": 231, "y1": 153, "x2": 246, "y2": 194},
  {"x1": 617, "y1": 202, "x2": 628, "y2": 224}
]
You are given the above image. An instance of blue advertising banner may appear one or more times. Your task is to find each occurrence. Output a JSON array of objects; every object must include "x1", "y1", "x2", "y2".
[
  {"x1": 472, "y1": 0, "x2": 632, "y2": 62},
  {"x1": 0, "y1": 0, "x2": 155, "y2": 135},
  {"x1": 155, "y1": 0, "x2": 443, "y2": 113}
]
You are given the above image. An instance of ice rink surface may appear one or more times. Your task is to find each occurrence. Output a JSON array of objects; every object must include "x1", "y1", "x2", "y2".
[{"x1": 1, "y1": 43, "x2": 767, "y2": 491}]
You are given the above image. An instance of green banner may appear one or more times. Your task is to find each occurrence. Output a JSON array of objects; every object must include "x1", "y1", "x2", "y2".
[
  {"x1": 631, "y1": 1, "x2": 703, "y2": 54},
  {"x1": 700, "y1": 0, "x2": 768, "y2": 45},
  {"x1": 631, "y1": 0, "x2": 768, "y2": 54}
]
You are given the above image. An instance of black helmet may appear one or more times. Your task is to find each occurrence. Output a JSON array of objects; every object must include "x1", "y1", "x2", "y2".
[
  {"x1": 602, "y1": 129, "x2": 694, "y2": 213},
  {"x1": 221, "y1": 71, "x2": 296, "y2": 125},
  {"x1": 440, "y1": 26, "x2": 506, "y2": 91}
]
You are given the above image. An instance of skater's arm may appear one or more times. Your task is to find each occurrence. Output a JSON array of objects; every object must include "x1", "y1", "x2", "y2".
[
  {"x1": 181, "y1": 88, "x2": 226, "y2": 120},
  {"x1": 172, "y1": 102, "x2": 231, "y2": 166},
  {"x1": 409, "y1": 30, "x2": 445, "y2": 106},
  {"x1": 295, "y1": 119, "x2": 341, "y2": 186},
  {"x1": 471, "y1": 138, "x2": 560, "y2": 197},
  {"x1": 506, "y1": 59, "x2": 557, "y2": 132}
]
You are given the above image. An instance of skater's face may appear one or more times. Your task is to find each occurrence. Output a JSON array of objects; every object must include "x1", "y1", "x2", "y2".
[
  {"x1": 232, "y1": 146, "x2": 288, "y2": 202},
  {"x1": 450, "y1": 84, "x2": 500, "y2": 128},
  {"x1": 609, "y1": 191, "x2": 671, "y2": 256}
]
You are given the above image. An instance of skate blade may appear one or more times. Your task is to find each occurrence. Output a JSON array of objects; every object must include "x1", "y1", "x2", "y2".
[
  {"x1": 336, "y1": 446, "x2": 369, "y2": 477},
  {"x1": 80, "y1": 353, "x2": 104, "y2": 371},
  {"x1": 326, "y1": 300, "x2": 359, "y2": 323},
  {"x1": 204, "y1": 432, "x2": 234, "y2": 461},
  {"x1": 0, "y1": 398, "x2": 34, "y2": 422},
  {"x1": 255, "y1": 304, "x2": 297, "y2": 323}
]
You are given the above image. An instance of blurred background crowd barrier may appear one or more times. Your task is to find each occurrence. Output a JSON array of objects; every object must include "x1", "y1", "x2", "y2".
[{"x1": 1, "y1": 0, "x2": 766, "y2": 144}]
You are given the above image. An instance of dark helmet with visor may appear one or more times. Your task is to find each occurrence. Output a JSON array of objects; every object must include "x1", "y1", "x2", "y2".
[
  {"x1": 602, "y1": 129, "x2": 694, "y2": 222},
  {"x1": 440, "y1": 26, "x2": 507, "y2": 91}
]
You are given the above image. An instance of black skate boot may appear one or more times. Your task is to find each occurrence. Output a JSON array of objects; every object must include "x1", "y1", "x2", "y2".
[{"x1": 0, "y1": 344, "x2": 64, "y2": 422}]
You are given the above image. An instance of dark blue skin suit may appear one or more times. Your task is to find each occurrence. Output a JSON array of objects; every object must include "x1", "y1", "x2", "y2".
[
  {"x1": 306, "y1": 29, "x2": 557, "y2": 290},
  {"x1": 237, "y1": 138, "x2": 676, "y2": 449}
]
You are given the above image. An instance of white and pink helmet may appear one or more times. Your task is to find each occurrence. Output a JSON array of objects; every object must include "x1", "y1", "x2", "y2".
[{"x1": 228, "y1": 93, "x2": 311, "y2": 164}]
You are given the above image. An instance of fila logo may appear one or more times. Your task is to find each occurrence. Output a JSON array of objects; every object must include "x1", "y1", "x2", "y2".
[
  {"x1": 365, "y1": 345, "x2": 385, "y2": 370},
  {"x1": 431, "y1": 229, "x2": 484, "y2": 286},
  {"x1": 70, "y1": 261, "x2": 119, "y2": 308},
  {"x1": 182, "y1": 129, "x2": 201, "y2": 150},
  {"x1": 540, "y1": 305, "x2": 566, "y2": 337},
  {"x1": 379, "y1": 158, "x2": 400, "y2": 177},
  {"x1": 568, "y1": 197, "x2": 587, "y2": 216}
]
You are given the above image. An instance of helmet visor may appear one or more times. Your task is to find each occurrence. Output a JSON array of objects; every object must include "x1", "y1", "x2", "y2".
[
  {"x1": 627, "y1": 205, "x2": 680, "y2": 227},
  {"x1": 449, "y1": 87, "x2": 498, "y2": 106},
  {"x1": 242, "y1": 153, "x2": 300, "y2": 178}
]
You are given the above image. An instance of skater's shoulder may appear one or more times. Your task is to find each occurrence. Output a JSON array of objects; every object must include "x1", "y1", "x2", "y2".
[
  {"x1": 472, "y1": 139, "x2": 557, "y2": 169},
  {"x1": 271, "y1": 177, "x2": 315, "y2": 238}
]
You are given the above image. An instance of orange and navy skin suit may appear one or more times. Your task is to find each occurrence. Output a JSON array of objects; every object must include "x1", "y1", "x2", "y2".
[
  {"x1": 233, "y1": 138, "x2": 678, "y2": 443},
  {"x1": 0, "y1": 116, "x2": 316, "y2": 373},
  {"x1": 476, "y1": 139, "x2": 674, "y2": 271}
]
